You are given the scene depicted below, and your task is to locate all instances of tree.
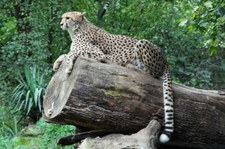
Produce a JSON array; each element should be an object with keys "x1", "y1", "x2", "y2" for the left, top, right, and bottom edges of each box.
[{"x1": 187, "y1": 0, "x2": 225, "y2": 54}]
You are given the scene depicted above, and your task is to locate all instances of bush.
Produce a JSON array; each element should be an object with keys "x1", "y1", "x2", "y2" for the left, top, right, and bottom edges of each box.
[{"x1": 12, "y1": 66, "x2": 47, "y2": 121}]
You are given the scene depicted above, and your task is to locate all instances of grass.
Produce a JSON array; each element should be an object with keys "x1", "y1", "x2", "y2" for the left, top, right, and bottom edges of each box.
[{"x1": 0, "y1": 118, "x2": 75, "y2": 149}]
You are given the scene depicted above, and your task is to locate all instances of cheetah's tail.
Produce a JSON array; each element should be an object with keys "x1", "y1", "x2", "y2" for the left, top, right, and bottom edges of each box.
[{"x1": 159, "y1": 66, "x2": 174, "y2": 143}]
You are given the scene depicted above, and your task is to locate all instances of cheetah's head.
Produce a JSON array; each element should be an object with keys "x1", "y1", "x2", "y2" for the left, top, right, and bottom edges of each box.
[{"x1": 60, "y1": 11, "x2": 86, "y2": 32}]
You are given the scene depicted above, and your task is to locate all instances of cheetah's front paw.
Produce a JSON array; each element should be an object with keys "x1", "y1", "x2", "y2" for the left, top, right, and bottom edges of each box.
[
  {"x1": 66, "y1": 58, "x2": 73, "y2": 74},
  {"x1": 65, "y1": 53, "x2": 77, "y2": 74},
  {"x1": 53, "y1": 54, "x2": 67, "y2": 71}
]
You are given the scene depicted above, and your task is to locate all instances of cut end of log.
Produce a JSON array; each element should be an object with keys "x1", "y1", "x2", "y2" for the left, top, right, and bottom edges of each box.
[{"x1": 43, "y1": 59, "x2": 79, "y2": 118}]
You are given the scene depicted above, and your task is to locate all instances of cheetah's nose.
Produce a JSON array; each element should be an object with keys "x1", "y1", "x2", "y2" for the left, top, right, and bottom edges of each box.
[{"x1": 60, "y1": 23, "x2": 63, "y2": 27}]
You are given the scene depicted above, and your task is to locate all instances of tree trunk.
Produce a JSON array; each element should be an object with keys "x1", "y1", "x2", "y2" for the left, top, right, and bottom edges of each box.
[
  {"x1": 78, "y1": 119, "x2": 160, "y2": 149},
  {"x1": 43, "y1": 57, "x2": 225, "y2": 149}
]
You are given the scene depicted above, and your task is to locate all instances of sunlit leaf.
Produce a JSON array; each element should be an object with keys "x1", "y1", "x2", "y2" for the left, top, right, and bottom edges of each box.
[
  {"x1": 27, "y1": 97, "x2": 33, "y2": 115},
  {"x1": 210, "y1": 46, "x2": 218, "y2": 55},
  {"x1": 204, "y1": 1, "x2": 213, "y2": 8},
  {"x1": 25, "y1": 90, "x2": 31, "y2": 109},
  {"x1": 179, "y1": 19, "x2": 188, "y2": 26}
]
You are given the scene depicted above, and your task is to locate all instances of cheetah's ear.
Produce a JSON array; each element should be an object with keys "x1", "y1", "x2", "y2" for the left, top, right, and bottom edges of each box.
[{"x1": 79, "y1": 12, "x2": 86, "y2": 21}]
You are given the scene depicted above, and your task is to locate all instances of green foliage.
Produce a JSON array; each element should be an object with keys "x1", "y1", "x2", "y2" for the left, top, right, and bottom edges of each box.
[
  {"x1": 12, "y1": 66, "x2": 46, "y2": 119},
  {"x1": 0, "y1": 118, "x2": 74, "y2": 149},
  {"x1": 0, "y1": 107, "x2": 20, "y2": 137},
  {"x1": 183, "y1": 0, "x2": 225, "y2": 54},
  {"x1": 0, "y1": 136, "x2": 14, "y2": 149},
  {"x1": 35, "y1": 118, "x2": 75, "y2": 147},
  {"x1": 0, "y1": 16, "x2": 16, "y2": 47}
]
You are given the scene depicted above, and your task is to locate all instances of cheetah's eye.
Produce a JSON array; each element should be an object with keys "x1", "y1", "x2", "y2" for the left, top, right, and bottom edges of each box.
[{"x1": 66, "y1": 17, "x2": 70, "y2": 20}]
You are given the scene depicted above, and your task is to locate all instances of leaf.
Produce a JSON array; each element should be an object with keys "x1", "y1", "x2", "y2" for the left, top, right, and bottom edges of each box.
[
  {"x1": 18, "y1": 73, "x2": 27, "y2": 88},
  {"x1": 192, "y1": 12, "x2": 197, "y2": 19},
  {"x1": 187, "y1": 25, "x2": 195, "y2": 32},
  {"x1": 18, "y1": 100, "x2": 25, "y2": 111},
  {"x1": 210, "y1": 46, "x2": 218, "y2": 55},
  {"x1": 12, "y1": 84, "x2": 23, "y2": 95},
  {"x1": 193, "y1": 6, "x2": 199, "y2": 12},
  {"x1": 12, "y1": 84, "x2": 23, "y2": 100},
  {"x1": 25, "y1": 90, "x2": 31, "y2": 110},
  {"x1": 37, "y1": 88, "x2": 43, "y2": 112},
  {"x1": 2, "y1": 124, "x2": 15, "y2": 136},
  {"x1": 179, "y1": 19, "x2": 188, "y2": 26},
  {"x1": 204, "y1": 39, "x2": 212, "y2": 47},
  {"x1": 34, "y1": 88, "x2": 39, "y2": 107},
  {"x1": 204, "y1": 1, "x2": 213, "y2": 8},
  {"x1": 217, "y1": 16, "x2": 225, "y2": 23},
  {"x1": 27, "y1": 97, "x2": 33, "y2": 115}
]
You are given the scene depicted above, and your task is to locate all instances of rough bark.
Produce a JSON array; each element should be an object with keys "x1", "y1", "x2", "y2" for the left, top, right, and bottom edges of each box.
[
  {"x1": 78, "y1": 120, "x2": 160, "y2": 149},
  {"x1": 43, "y1": 57, "x2": 225, "y2": 149}
]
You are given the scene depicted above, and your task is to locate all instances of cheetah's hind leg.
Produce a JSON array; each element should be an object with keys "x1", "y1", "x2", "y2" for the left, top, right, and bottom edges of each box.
[{"x1": 53, "y1": 54, "x2": 67, "y2": 71}]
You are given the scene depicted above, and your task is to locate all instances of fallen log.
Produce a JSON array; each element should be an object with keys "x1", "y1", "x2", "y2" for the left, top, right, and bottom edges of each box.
[
  {"x1": 78, "y1": 119, "x2": 160, "y2": 149},
  {"x1": 43, "y1": 57, "x2": 225, "y2": 149}
]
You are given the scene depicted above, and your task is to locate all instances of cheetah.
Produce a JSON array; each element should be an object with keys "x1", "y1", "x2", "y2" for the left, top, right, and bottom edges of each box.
[{"x1": 53, "y1": 11, "x2": 174, "y2": 143}]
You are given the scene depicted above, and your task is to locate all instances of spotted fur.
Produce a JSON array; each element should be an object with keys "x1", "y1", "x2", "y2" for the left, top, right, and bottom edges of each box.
[{"x1": 54, "y1": 11, "x2": 174, "y2": 143}]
